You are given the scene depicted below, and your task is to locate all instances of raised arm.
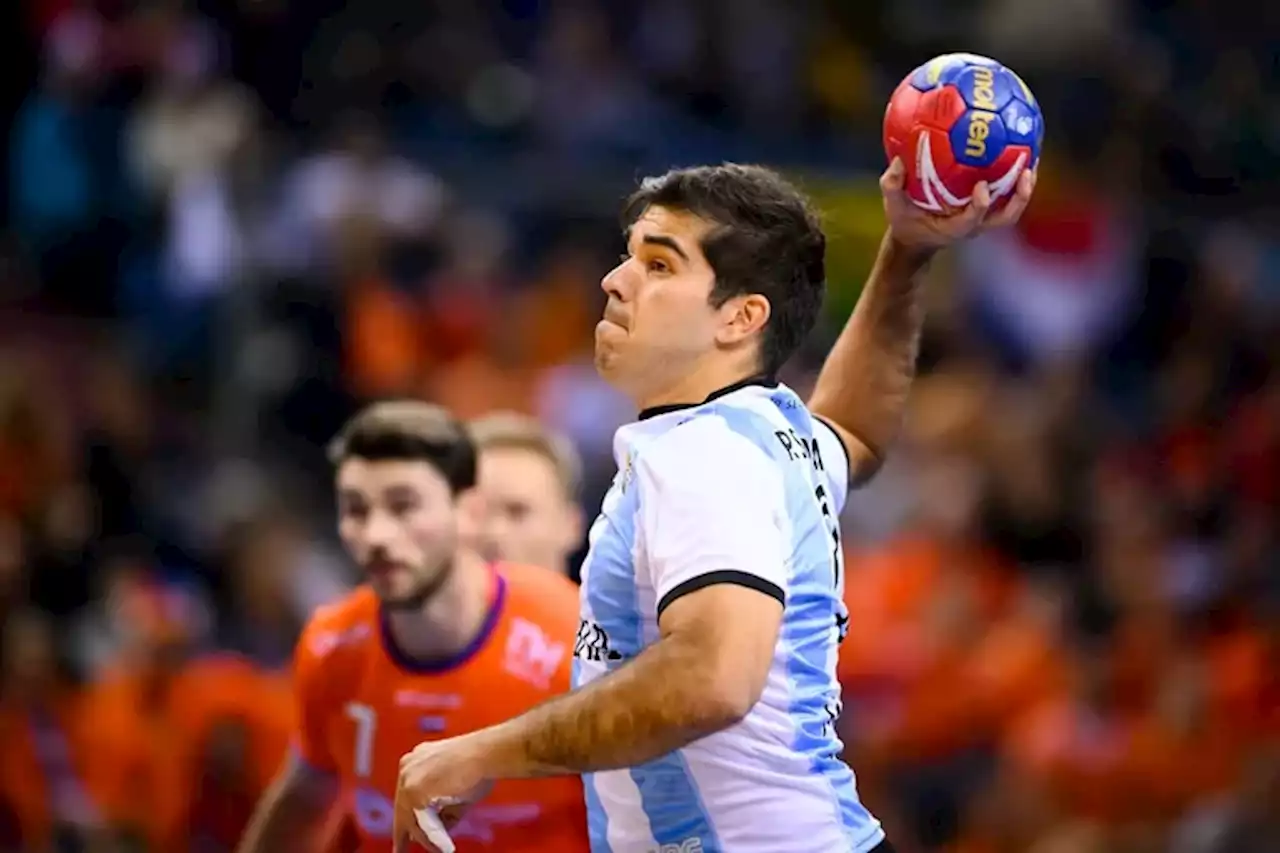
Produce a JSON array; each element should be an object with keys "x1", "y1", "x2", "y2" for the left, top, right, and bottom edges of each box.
[{"x1": 808, "y1": 159, "x2": 1036, "y2": 485}]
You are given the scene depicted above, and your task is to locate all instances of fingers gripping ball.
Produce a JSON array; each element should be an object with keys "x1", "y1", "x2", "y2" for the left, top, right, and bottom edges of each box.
[{"x1": 884, "y1": 53, "x2": 1044, "y2": 212}]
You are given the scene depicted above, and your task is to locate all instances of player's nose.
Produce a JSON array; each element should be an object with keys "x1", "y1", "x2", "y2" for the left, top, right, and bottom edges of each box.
[
  {"x1": 601, "y1": 262, "x2": 630, "y2": 302},
  {"x1": 364, "y1": 508, "x2": 400, "y2": 546}
]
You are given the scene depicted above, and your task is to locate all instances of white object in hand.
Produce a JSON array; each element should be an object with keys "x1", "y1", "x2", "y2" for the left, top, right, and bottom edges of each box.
[{"x1": 414, "y1": 805, "x2": 456, "y2": 853}]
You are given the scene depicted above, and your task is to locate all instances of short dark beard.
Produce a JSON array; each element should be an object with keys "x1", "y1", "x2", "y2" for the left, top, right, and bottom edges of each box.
[{"x1": 378, "y1": 554, "x2": 456, "y2": 612}]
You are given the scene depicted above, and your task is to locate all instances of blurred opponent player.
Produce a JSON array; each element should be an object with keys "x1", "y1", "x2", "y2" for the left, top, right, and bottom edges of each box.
[
  {"x1": 392, "y1": 160, "x2": 1036, "y2": 852},
  {"x1": 467, "y1": 412, "x2": 584, "y2": 577},
  {"x1": 236, "y1": 402, "x2": 589, "y2": 853}
]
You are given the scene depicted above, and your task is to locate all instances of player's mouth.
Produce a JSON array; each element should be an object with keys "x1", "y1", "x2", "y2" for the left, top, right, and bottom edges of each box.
[
  {"x1": 597, "y1": 317, "x2": 626, "y2": 338},
  {"x1": 600, "y1": 305, "x2": 628, "y2": 330},
  {"x1": 365, "y1": 556, "x2": 404, "y2": 580}
]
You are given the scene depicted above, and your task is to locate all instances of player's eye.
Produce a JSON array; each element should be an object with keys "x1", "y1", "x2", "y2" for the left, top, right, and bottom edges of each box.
[
  {"x1": 340, "y1": 503, "x2": 368, "y2": 521},
  {"x1": 646, "y1": 258, "x2": 671, "y2": 274},
  {"x1": 387, "y1": 499, "x2": 419, "y2": 517}
]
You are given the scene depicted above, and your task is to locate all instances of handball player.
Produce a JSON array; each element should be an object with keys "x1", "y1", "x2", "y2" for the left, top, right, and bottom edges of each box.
[{"x1": 392, "y1": 160, "x2": 1035, "y2": 852}]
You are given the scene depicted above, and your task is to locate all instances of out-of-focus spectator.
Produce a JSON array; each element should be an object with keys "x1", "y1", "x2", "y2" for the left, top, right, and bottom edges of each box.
[
  {"x1": 343, "y1": 209, "x2": 506, "y2": 401},
  {"x1": 125, "y1": 11, "x2": 251, "y2": 206},
  {"x1": 215, "y1": 511, "x2": 347, "y2": 669},
  {"x1": 273, "y1": 111, "x2": 445, "y2": 278},
  {"x1": 531, "y1": 3, "x2": 657, "y2": 155},
  {"x1": 81, "y1": 580, "x2": 290, "y2": 852},
  {"x1": 120, "y1": 3, "x2": 261, "y2": 378},
  {"x1": 0, "y1": 609, "x2": 104, "y2": 853},
  {"x1": 11, "y1": 4, "x2": 128, "y2": 316}
]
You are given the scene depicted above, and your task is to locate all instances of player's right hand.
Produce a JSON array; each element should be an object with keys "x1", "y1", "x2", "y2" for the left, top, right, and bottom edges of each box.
[
  {"x1": 392, "y1": 736, "x2": 494, "y2": 852},
  {"x1": 880, "y1": 156, "x2": 1036, "y2": 253}
]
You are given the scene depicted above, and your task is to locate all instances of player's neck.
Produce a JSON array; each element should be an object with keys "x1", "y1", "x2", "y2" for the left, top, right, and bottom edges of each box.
[
  {"x1": 384, "y1": 550, "x2": 496, "y2": 663},
  {"x1": 634, "y1": 358, "x2": 772, "y2": 413}
]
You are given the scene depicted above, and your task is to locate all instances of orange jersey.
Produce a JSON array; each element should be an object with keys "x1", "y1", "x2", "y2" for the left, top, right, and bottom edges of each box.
[
  {"x1": 292, "y1": 563, "x2": 588, "y2": 853},
  {"x1": 0, "y1": 691, "x2": 99, "y2": 851}
]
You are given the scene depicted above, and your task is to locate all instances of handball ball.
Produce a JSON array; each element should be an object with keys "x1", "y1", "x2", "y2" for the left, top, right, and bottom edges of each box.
[{"x1": 884, "y1": 53, "x2": 1044, "y2": 212}]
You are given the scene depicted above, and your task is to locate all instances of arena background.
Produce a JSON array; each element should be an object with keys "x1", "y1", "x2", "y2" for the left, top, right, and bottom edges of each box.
[{"x1": 0, "y1": 1, "x2": 1276, "y2": 851}]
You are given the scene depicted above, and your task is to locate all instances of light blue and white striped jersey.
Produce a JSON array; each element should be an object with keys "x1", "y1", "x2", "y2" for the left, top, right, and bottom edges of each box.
[{"x1": 573, "y1": 379, "x2": 884, "y2": 853}]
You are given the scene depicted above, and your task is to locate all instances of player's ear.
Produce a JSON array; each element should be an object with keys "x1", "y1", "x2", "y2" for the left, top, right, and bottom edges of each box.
[
  {"x1": 715, "y1": 293, "x2": 771, "y2": 347},
  {"x1": 454, "y1": 487, "x2": 487, "y2": 539}
]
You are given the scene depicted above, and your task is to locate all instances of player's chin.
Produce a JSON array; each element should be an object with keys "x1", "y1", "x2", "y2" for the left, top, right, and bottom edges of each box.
[
  {"x1": 368, "y1": 572, "x2": 422, "y2": 608},
  {"x1": 373, "y1": 586, "x2": 429, "y2": 611},
  {"x1": 594, "y1": 319, "x2": 628, "y2": 351},
  {"x1": 592, "y1": 335, "x2": 624, "y2": 379}
]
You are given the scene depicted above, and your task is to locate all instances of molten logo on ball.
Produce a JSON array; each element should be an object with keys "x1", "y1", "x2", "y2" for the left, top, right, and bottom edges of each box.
[
  {"x1": 884, "y1": 53, "x2": 1044, "y2": 212},
  {"x1": 964, "y1": 109, "x2": 993, "y2": 160},
  {"x1": 964, "y1": 67, "x2": 998, "y2": 160}
]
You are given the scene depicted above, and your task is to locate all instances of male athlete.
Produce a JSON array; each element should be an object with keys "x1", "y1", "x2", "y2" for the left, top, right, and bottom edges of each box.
[
  {"x1": 235, "y1": 402, "x2": 589, "y2": 853},
  {"x1": 393, "y1": 160, "x2": 1036, "y2": 852},
  {"x1": 467, "y1": 412, "x2": 584, "y2": 577}
]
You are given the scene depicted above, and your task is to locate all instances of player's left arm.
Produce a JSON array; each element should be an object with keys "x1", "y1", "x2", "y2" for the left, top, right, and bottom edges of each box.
[
  {"x1": 807, "y1": 160, "x2": 1036, "y2": 486},
  {"x1": 476, "y1": 421, "x2": 786, "y2": 777}
]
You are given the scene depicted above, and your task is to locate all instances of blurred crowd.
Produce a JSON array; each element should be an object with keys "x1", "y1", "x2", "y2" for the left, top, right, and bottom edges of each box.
[{"x1": 0, "y1": 0, "x2": 1277, "y2": 852}]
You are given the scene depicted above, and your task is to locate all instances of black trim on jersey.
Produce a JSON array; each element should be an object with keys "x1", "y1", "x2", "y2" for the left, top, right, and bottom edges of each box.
[
  {"x1": 812, "y1": 414, "x2": 853, "y2": 481},
  {"x1": 656, "y1": 570, "x2": 785, "y2": 620},
  {"x1": 637, "y1": 374, "x2": 779, "y2": 421},
  {"x1": 870, "y1": 840, "x2": 896, "y2": 853}
]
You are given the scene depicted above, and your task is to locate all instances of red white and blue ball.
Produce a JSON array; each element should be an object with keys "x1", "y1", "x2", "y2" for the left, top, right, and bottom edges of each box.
[{"x1": 883, "y1": 53, "x2": 1044, "y2": 212}]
